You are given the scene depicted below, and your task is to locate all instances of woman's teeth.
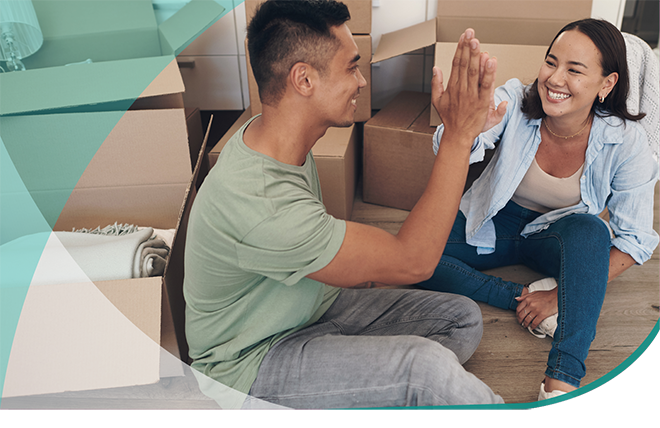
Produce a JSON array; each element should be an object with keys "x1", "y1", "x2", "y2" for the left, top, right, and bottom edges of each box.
[{"x1": 548, "y1": 90, "x2": 570, "y2": 100}]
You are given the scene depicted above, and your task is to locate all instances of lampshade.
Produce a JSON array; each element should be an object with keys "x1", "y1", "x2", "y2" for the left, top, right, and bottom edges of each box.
[{"x1": 0, "y1": 0, "x2": 43, "y2": 71}]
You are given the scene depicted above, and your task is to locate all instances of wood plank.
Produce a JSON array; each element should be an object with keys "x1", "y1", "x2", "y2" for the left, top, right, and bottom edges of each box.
[{"x1": 351, "y1": 179, "x2": 660, "y2": 404}]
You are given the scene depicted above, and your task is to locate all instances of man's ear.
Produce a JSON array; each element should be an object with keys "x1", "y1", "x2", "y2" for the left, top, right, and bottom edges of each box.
[{"x1": 289, "y1": 62, "x2": 316, "y2": 97}]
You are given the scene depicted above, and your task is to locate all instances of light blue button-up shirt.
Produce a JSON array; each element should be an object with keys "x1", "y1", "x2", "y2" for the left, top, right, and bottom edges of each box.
[{"x1": 433, "y1": 78, "x2": 659, "y2": 264}]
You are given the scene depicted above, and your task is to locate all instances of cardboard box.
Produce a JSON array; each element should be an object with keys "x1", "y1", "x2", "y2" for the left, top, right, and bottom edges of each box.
[
  {"x1": 23, "y1": 0, "x2": 159, "y2": 70},
  {"x1": 0, "y1": 109, "x2": 213, "y2": 398},
  {"x1": 245, "y1": 35, "x2": 372, "y2": 123},
  {"x1": 312, "y1": 124, "x2": 360, "y2": 221},
  {"x1": 208, "y1": 107, "x2": 359, "y2": 220},
  {"x1": 372, "y1": 0, "x2": 592, "y2": 125},
  {"x1": 363, "y1": 91, "x2": 436, "y2": 211},
  {"x1": 0, "y1": 2, "x2": 221, "y2": 397},
  {"x1": 245, "y1": 0, "x2": 372, "y2": 35},
  {"x1": 0, "y1": 106, "x2": 212, "y2": 397},
  {"x1": 0, "y1": 0, "x2": 224, "y2": 116}
]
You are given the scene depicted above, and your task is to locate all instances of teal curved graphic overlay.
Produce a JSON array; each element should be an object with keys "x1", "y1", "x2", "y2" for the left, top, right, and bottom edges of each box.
[{"x1": 0, "y1": 0, "x2": 231, "y2": 404}]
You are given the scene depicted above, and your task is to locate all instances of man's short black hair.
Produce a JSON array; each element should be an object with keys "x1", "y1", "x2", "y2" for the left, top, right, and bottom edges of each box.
[{"x1": 247, "y1": 0, "x2": 351, "y2": 107}]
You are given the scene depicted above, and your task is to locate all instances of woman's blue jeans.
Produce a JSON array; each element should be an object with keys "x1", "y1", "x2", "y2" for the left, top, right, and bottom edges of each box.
[{"x1": 418, "y1": 200, "x2": 611, "y2": 388}]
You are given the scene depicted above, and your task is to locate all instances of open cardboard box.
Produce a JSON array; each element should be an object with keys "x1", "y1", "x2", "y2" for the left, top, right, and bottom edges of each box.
[
  {"x1": 0, "y1": 0, "x2": 224, "y2": 116},
  {"x1": 0, "y1": 107, "x2": 212, "y2": 398},
  {"x1": 372, "y1": 0, "x2": 593, "y2": 126},
  {"x1": 244, "y1": 34, "x2": 372, "y2": 123},
  {"x1": 0, "y1": 1, "x2": 221, "y2": 398},
  {"x1": 244, "y1": 0, "x2": 372, "y2": 35},
  {"x1": 208, "y1": 107, "x2": 360, "y2": 221}
]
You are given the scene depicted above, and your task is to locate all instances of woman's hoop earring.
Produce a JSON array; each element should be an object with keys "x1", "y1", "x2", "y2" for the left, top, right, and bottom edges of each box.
[{"x1": 599, "y1": 95, "x2": 605, "y2": 103}]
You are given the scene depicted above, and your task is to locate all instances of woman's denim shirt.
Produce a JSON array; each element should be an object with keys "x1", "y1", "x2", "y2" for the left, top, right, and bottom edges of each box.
[{"x1": 432, "y1": 78, "x2": 659, "y2": 264}]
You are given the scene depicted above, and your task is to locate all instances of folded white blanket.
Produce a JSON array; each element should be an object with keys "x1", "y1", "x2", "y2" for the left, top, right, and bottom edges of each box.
[
  {"x1": 69, "y1": 223, "x2": 175, "y2": 279},
  {"x1": 55, "y1": 227, "x2": 170, "y2": 281},
  {"x1": 3, "y1": 224, "x2": 174, "y2": 287}
]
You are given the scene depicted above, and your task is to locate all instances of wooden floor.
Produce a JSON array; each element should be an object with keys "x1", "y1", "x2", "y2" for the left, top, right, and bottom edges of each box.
[
  {"x1": 3, "y1": 181, "x2": 658, "y2": 409},
  {"x1": 351, "y1": 180, "x2": 660, "y2": 403}
]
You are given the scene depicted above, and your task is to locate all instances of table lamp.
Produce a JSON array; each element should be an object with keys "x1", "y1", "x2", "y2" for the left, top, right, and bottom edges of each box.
[{"x1": 0, "y1": 0, "x2": 43, "y2": 71}]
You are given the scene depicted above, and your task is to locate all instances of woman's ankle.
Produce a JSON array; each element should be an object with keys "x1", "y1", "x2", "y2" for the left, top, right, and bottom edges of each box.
[{"x1": 544, "y1": 376, "x2": 577, "y2": 393}]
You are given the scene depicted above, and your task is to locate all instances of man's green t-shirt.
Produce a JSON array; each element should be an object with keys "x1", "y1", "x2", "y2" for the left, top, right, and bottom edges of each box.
[{"x1": 183, "y1": 116, "x2": 345, "y2": 395}]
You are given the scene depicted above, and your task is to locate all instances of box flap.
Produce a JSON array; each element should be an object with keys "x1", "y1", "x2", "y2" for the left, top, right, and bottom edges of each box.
[
  {"x1": 24, "y1": 0, "x2": 160, "y2": 70},
  {"x1": 365, "y1": 91, "x2": 430, "y2": 130},
  {"x1": 435, "y1": 16, "x2": 571, "y2": 46},
  {"x1": 0, "y1": 0, "x2": 223, "y2": 116},
  {"x1": 158, "y1": 0, "x2": 226, "y2": 56},
  {"x1": 162, "y1": 115, "x2": 214, "y2": 364},
  {"x1": 311, "y1": 126, "x2": 355, "y2": 158},
  {"x1": 434, "y1": 42, "x2": 547, "y2": 87},
  {"x1": 0, "y1": 56, "x2": 176, "y2": 116},
  {"x1": 372, "y1": 19, "x2": 437, "y2": 63},
  {"x1": 435, "y1": 0, "x2": 593, "y2": 21},
  {"x1": 431, "y1": 42, "x2": 547, "y2": 125},
  {"x1": 52, "y1": 109, "x2": 192, "y2": 231},
  {"x1": 138, "y1": 59, "x2": 186, "y2": 99},
  {"x1": 70, "y1": 109, "x2": 191, "y2": 189}
]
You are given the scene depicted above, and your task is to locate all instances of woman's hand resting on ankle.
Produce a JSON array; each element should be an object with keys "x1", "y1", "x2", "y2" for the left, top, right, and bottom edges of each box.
[{"x1": 515, "y1": 287, "x2": 558, "y2": 330}]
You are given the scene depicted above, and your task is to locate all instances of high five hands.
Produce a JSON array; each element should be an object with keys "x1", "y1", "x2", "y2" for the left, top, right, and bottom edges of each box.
[{"x1": 431, "y1": 29, "x2": 508, "y2": 143}]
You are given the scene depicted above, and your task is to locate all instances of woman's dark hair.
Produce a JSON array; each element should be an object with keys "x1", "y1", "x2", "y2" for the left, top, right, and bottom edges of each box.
[
  {"x1": 247, "y1": 0, "x2": 351, "y2": 107},
  {"x1": 521, "y1": 18, "x2": 644, "y2": 122}
]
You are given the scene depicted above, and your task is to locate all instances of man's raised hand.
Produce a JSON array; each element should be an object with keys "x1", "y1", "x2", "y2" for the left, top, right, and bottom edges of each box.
[{"x1": 431, "y1": 29, "x2": 504, "y2": 143}]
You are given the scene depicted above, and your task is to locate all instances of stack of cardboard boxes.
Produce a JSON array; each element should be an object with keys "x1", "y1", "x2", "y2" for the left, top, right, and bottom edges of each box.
[
  {"x1": 363, "y1": 0, "x2": 594, "y2": 210},
  {"x1": 0, "y1": 0, "x2": 222, "y2": 398},
  {"x1": 208, "y1": 0, "x2": 373, "y2": 220}
]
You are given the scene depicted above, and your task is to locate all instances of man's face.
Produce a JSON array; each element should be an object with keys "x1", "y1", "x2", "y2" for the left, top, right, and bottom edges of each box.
[{"x1": 314, "y1": 24, "x2": 367, "y2": 128}]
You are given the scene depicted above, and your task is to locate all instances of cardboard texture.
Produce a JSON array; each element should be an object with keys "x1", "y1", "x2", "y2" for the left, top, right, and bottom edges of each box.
[
  {"x1": 245, "y1": 35, "x2": 372, "y2": 123},
  {"x1": 52, "y1": 109, "x2": 192, "y2": 231},
  {"x1": 363, "y1": 91, "x2": 436, "y2": 211},
  {"x1": 429, "y1": 42, "x2": 547, "y2": 125},
  {"x1": 1, "y1": 19, "x2": 217, "y2": 395},
  {"x1": 186, "y1": 108, "x2": 205, "y2": 172},
  {"x1": 1, "y1": 107, "x2": 212, "y2": 398},
  {"x1": 0, "y1": 0, "x2": 224, "y2": 116},
  {"x1": 244, "y1": 0, "x2": 372, "y2": 34},
  {"x1": 312, "y1": 124, "x2": 360, "y2": 221},
  {"x1": 362, "y1": 86, "x2": 494, "y2": 211},
  {"x1": 23, "y1": 0, "x2": 160, "y2": 70},
  {"x1": 372, "y1": 0, "x2": 593, "y2": 125},
  {"x1": 162, "y1": 117, "x2": 213, "y2": 364},
  {"x1": 208, "y1": 108, "x2": 359, "y2": 220}
]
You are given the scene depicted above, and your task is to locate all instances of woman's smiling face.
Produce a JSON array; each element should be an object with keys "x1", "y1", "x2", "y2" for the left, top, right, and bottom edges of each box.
[{"x1": 537, "y1": 29, "x2": 618, "y2": 122}]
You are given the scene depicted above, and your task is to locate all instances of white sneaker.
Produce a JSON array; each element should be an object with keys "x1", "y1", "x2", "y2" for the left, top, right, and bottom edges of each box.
[
  {"x1": 526, "y1": 278, "x2": 558, "y2": 339},
  {"x1": 538, "y1": 382, "x2": 567, "y2": 401}
]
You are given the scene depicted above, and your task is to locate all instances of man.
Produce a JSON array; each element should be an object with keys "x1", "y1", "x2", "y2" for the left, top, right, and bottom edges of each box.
[{"x1": 184, "y1": 0, "x2": 506, "y2": 408}]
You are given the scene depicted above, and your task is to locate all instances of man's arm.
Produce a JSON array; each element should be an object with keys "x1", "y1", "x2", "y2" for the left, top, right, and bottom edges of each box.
[{"x1": 308, "y1": 29, "x2": 500, "y2": 288}]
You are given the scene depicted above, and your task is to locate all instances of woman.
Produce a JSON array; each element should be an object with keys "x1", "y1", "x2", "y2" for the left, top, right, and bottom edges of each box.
[{"x1": 419, "y1": 18, "x2": 659, "y2": 400}]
